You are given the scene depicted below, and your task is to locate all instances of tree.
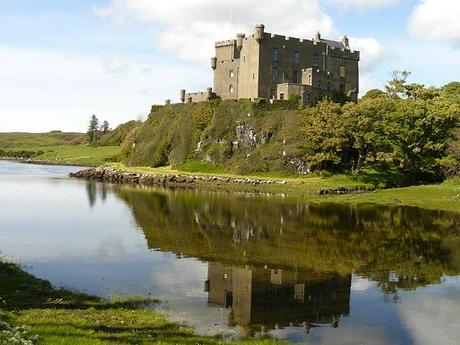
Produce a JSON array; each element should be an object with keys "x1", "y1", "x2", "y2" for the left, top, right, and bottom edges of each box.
[
  {"x1": 385, "y1": 70, "x2": 411, "y2": 98},
  {"x1": 387, "y1": 97, "x2": 458, "y2": 181},
  {"x1": 87, "y1": 114, "x2": 99, "y2": 144},
  {"x1": 301, "y1": 100, "x2": 350, "y2": 171},
  {"x1": 102, "y1": 121, "x2": 110, "y2": 134},
  {"x1": 343, "y1": 97, "x2": 396, "y2": 172},
  {"x1": 362, "y1": 89, "x2": 386, "y2": 100}
]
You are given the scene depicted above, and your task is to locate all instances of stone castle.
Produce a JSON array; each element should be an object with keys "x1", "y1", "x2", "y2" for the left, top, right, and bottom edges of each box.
[{"x1": 179, "y1": 24, "x2": 360, "y2": 104}]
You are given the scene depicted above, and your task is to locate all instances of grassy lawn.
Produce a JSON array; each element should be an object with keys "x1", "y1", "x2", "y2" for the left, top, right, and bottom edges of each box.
[
  {"x1": 0, "y1": 260, "x2": 284, "y2": 345},
  {"x1": 0, "y1": 132, "x2": 84, "y2": 149},
  {"x1": 330, "y1": 179, "x2": 460, "y2": 213},
  {"x1": 109, "y1": 163, "x2": 460, "y2": 213},
  {"x1": 33, "y1": 145, "x2": 121, "y2": 166}
]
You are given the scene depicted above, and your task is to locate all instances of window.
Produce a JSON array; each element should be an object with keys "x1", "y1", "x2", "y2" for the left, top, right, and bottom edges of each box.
[
  {"x1": 340, "y1": 65, "x2": 346, "y2": 78},
  {"x1": 229, "y1": 69, "x2": 234, "y2": 78},
  {"x1": 229, "y1": 84, "x2": 234, "y2": 93},
  {"x1": 272, "y1": 48, "x2": 279, "y2": 61},
  {"x1": 293, "y1": 51, "x2": 300, "y2": 64},
  {"x1": 292, "y1": 70, "x2": 299, "y2": 83},
  {"x1": 243, "y1": 56, "x2": 246, "y2": 62},
  {"x1": 252, "y1": 73, "x2": 256, "y2": 80},
  {"x1": 308, "y1": 74, "x2": 312, "y2": 85},
  {"x1": 271, "y1": 67, "x2": 279, "y2": 82},
  {"x1": 280, "y1": 93, "x2": 285, "y2": 100},
  {"x1": 312, "y1": 54, "x2": 320, "y2": 67}
]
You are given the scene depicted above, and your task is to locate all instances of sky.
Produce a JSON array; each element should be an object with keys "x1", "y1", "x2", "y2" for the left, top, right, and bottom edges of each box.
[{"x1": 0, "y1": 0, "x2": 459, "y2": 132}]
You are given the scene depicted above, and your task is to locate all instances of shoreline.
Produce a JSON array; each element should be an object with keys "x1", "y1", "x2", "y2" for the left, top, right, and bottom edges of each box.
[
  {"x1": 70, "y1": 166, "x2": 377, "y2": 195},
  {"x1": 0, "y1": 157, "x2": 90, "y2": 167}
]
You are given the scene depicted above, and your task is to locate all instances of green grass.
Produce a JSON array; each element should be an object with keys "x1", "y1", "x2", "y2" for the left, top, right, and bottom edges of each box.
[
  {"x1": 0, "y1": 131, "x2": 122, "y2": 166},
  {"x1": 330, "y1": 178, "x2": 460, "y2": 213},
  {"x1": 32, "y1": 145, "x2": 121, "y2": 166},
  {"x1": 0, "y1": 132, "x2": 85, "y2": 149},
  {"x1": 0, "y1": 259, "x2": 285, "y2": 345}
]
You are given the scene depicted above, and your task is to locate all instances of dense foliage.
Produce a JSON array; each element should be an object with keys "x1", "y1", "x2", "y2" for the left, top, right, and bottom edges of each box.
[
  {"x1": 303, "y1": 74, "x2": 459, "y2": 182},
  {"x1": 122, "y1": 74, "x2": 459, "y2": 185}
]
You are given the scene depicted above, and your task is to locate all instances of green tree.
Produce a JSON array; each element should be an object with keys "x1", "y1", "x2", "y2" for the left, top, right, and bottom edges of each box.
[
  {"x1": 302, "y1": 100, "x2": 350, "y2": 171},
  {"x1": 385, "y1": 70, "x2": 411, "y2": 98},
  {"x1": 361, "y1": 88, "x2": 386, "y2": 100},
  {"x1": 343, "y1": 97, "x2": 396, "y2": 172},
  {"x1": 101, "y1": 120, "x2": 110, "y2": 134},
  {"x1": 87, "y1": 114, "x2": 99, "y2": 144},
  {"x1": 387, "y1": 97, "x2": 458, "y2": 181}
]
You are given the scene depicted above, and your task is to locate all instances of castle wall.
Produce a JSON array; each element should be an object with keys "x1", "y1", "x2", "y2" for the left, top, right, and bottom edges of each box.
[
  {"x1": 213, "y1": 41, "x2": 240, "y2": 100},
  {"x1": 237, "y1": 35, "x2": 261, "y2": 100},
  {"x1": 185, "y1": 91, "x2": 211, "y2": 103}
]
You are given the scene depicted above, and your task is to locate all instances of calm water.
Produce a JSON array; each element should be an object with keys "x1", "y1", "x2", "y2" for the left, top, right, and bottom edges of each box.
[{"x1": 1, "y1": 160, "x2": 460, "y2": 344}]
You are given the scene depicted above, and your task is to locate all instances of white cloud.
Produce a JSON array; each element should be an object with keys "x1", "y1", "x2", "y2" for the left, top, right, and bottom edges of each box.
[
  {"x1": 328, "y1": 0, "x2": 398, "y2": 10},
  {"x1": 408, "y1": 0, "x2": 460, "y2": 45},
  {"x1": 398, "y1": 279, "x2": 460, "y2": 345},
  {"x1": 95, "y1": 0, "x2": 387, "y2": 97},
  {"x1": 95, "y1": 0, "x2": 337, "y2": 64},
  {"x1": 0, "y1": 46, "x2": 207, "y2": 132}
]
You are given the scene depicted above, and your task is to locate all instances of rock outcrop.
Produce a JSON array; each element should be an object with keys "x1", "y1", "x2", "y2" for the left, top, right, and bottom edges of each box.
[{"x1": 70, "y1": 167, "x2": 288, "y2": 187}]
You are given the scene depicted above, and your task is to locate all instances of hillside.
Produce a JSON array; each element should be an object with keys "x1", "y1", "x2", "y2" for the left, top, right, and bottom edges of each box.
[
  {"x1": 0, "y1": 131, "x2": 85, "y2": 149},
  {"x1": 122, "y1": 81, "x2": 459, "y2": 183},
  {"x1": 123, "y1": 99, "x2": 307, "y2": 175}
]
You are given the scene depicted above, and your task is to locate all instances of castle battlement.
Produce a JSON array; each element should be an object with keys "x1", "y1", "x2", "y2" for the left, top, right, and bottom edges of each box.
[{"x1": 215, "y1": 40, "x2": 236, "y2": 48}]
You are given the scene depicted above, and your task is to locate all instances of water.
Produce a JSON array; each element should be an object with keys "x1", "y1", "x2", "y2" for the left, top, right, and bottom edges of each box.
[{"x1": 1, "y1": 160, "x2": 460, "y2": 344}]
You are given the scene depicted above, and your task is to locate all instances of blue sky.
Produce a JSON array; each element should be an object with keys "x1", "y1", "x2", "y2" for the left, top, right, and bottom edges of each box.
[{"x1": 0, "y1": 0, "x2": 459, "y2": 132}]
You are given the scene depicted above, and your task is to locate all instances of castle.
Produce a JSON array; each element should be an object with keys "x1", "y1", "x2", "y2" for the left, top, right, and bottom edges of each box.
[{"x1": 179, "y1": 24, "x2": 360, "y2": 104}]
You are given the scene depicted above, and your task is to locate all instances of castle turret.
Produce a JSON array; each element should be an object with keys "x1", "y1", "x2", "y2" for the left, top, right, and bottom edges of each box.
[
  {"x1": 236, "y1": 33, "x2": 245, "y2": 50},
  {"x1": 341, "y1": 35, "x2": 350, "y2": 49},
  {"x1": 211, "y1": 57, "x2": 217, "y2": 70},
  {"x1": 254, "y1": 24, "x2": 265, "y2": 42},
  {"x1": 314, "y1": 31, "x2": 321, "y2": 44},
  {"x1": 180, "y1": 89, "x2": 186, "y2": 103}
]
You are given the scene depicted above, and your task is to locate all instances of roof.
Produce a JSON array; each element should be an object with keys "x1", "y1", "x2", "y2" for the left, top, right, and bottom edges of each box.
[{"x1": 320, "y1": 39, "x2": 348, "y2": 50}]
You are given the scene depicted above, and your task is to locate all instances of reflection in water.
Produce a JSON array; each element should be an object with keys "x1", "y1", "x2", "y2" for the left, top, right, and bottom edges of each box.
[
  {"x1": 206, "y1": 263, "x2": 351, "y2": 335},
  {"x1": 2, "y1": 162, "x2": 460, "y2": 345},
  {"x1": 109, "y1": 184, "x2": 460, "y2": 334}
]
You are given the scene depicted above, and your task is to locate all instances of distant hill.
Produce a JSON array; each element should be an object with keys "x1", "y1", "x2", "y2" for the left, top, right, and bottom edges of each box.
[{"x1": 0, "y1": 131, "x2": 85, "y2": 149}]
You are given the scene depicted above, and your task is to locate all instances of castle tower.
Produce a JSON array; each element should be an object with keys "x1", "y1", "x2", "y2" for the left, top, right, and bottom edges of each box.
[
  {"x1": 254, "y1": 24, "x2": 265, "y2": 42},
  {"x1": 341, "y1": 35, "x2": 350, "y2": 49},
  {"x1": 211, "y1": 57, "x2": 217, "y2": 70},
  {"x1": 236, "y1": 33, "x2": 245, "y2": 50}
]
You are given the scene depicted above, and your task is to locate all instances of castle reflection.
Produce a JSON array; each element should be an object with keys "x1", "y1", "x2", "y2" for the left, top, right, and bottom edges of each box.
[{"x1": 205, "y1": 263, "x2": 351, "y2": 333}]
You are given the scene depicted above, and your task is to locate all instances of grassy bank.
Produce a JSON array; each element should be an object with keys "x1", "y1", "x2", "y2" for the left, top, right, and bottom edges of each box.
[
  {"x1": 109, "y1": 163, "x2": 460, "y2": 213},
  {"x1": 0, "y1": 131, "x2": 122, "y2": 166},
  {"x1": 0, "y1": 259, "x2": 284, "y2": 345},
  {"x1": 31, "y1": 145, "x2": 121, "y2": 166}
]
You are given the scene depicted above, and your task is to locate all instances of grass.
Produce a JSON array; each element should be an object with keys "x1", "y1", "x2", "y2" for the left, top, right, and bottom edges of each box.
[
  {"x1": 0, "y1": 260, "x2": 285, "y2": 345},
  {"x1": 0, "y1": 131, "x2": 122, "y2": 166},
  {"x1": 32, "y1": 145, "x2": 121, "y2": 166},
  {"x1": 108, "y1": 163, "x2": 460, "y2": 213},
  {"x1": 0, "y1": 132, "x2": 84, "y2": 149},
  {"x1": 2, "y1": 145, "x2": 121, "y2": 167},
  {"x1": 333, "y1": 178, "x2": 460, "y2": 213}
]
